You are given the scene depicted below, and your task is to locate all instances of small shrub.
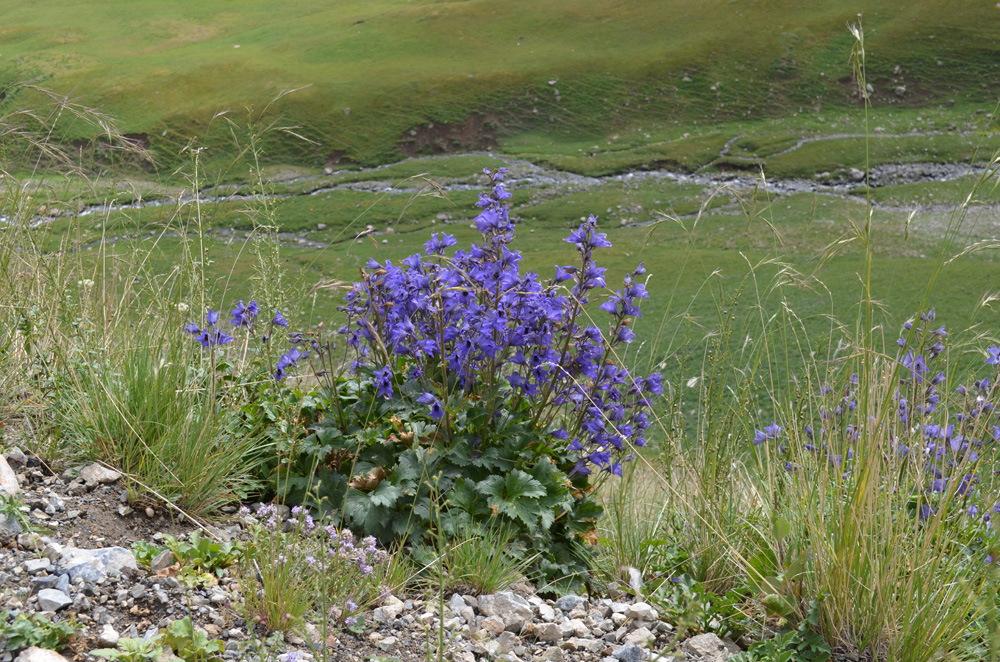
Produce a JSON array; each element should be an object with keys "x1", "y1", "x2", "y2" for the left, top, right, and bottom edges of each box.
[{"x1": 238, "y1": 504, "x2": 395, "y2": 634}]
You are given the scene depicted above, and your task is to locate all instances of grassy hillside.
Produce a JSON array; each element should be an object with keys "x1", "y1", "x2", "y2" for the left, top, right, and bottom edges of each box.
[{"x1": 1, "y1": 0, "x2": 998, "y2": 171}]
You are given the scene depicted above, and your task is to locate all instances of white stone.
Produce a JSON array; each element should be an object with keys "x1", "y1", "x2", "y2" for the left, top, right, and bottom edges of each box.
[
  {"x1": 625, "y1": 602, "x2": 657, "y2": 621},
  {"x1": 0, "y1": 455, "x2": 19, "y2": 497},
  {"x1": 14, "y1": 647, "x2": 70, "y2": 662},
  {"x1": 78, "y1": 463, "x2": 122, "y2": 487},
  {"x1": 684, "y1": 633, "x2": 742, "y2": 661},
  {"x1": 624, "y1": 626, "x2": 654, "y2": 647},
  {"x1": 478, "y1": 591, "x2": 533, "y2": 632},
  {"x1": 533, "y1": 622, "x2": 562, "y2": 642},
  {"x1": 59, "y1": 546, "x2": 137, "y2": 582},
  {"x1": 98, "y1": 624, "x2": 120, "y2": 647},
  {"x1": 560, "y1": 619, "x2": 589, "y2": 638}
]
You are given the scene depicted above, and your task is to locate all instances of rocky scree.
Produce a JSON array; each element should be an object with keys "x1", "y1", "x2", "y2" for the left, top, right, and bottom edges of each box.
[{"x1": 1, "y1": 448, "x2": 749, "y2": 662}]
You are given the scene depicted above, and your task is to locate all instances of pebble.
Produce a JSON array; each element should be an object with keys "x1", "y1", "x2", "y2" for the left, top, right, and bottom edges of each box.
[
  {"x1": 98, "y1": 624, "x2": 120, "y2": 647},
  {"x1": 36, "y1": 589, "x2": 72, "y2": 612}
]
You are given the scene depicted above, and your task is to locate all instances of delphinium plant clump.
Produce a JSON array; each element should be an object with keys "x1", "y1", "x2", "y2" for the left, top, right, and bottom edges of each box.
[{"x1": 275, "y1": 167, "x2": 662, "y2": 589}]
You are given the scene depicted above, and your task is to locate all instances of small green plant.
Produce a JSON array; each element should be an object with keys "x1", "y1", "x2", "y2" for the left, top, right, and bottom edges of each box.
[
  {"x1": 0, "y1": 494, "x2": 39, "y2": 534},
  {"x1": 162, "y1": 531, "x2": 241, "y2": 585},
  {"x1": 160, "y1": 617, "x2": 225, "y2": 662},
  {"x1": 239, "y1": 504, "x2": 398, "y2": 635},
  {"x1": 435, "y1": 521, "x2": 536, "y2": 595},
  {"x1": 130, "y1": 540, "x2": 165, "y2": 569},
  {"x1": 93, "y1": 619, "x2": 224, "y2": 662},
  {"x1": 92, "y1": 636, "x2": 163, "y2": 662},
  {"x1": 732, "y1": 601, "x2": 832, "y2": 662},
  {"x1": 0, "y1": 610, "x2": 80, "y2": 653}
]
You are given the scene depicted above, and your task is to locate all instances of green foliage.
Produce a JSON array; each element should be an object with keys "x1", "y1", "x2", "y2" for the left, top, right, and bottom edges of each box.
[
  {"x1": 162, "y1": 531, "x2": 241, "y2": 584},
  {"x1": 51, "y1": 342, "x2": 273, "y2": 516},
  {"x1": 435, "y1": 521, "x2": 538, "y2": 596},
  {"x1": 161, "y1": 618, "x2": 225, "y2": 662},
  {"x1": 286, "y1": 375, "x2": 598, "y2": 593},
  {"x1": 130, "y1": 540, "x2": 164, "y2": 569},
  {"x1": 93, "y1": 619, "x2": 224, "y2": 662},
  {"x1": 0, "y1": 611, "x2": 79, "y2": 653},
  {"x1": 732, "y1": 601, "x2": 832, "y2": 662},
  {"x1": 646, "y1": 574, "x2": 748, "y2": 641},
  {"x1": 91, "y1": 637, "x2": 163, "y2": 662}
]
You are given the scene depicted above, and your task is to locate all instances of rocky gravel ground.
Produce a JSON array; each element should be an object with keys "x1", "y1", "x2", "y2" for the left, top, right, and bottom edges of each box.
[{"x1": 0, "y1": 449, "x2": 745, "y2": 662}]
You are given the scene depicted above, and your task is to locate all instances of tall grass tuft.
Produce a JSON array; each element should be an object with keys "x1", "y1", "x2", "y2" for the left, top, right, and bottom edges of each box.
[{"x1": 627, "y1": 22, "x2": 1000, "y2": 661}]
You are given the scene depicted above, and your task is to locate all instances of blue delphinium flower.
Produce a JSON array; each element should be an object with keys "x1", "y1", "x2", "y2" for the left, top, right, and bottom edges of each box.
[
  {"x1": 230, "y1": 300, "x2": 259, "y2": 327},
  {"x1": 374, "y1": 366, "x2": 394, "y2": 399},
  {"x1": 418, "y1": 392, "x2": 444, "y2": 421},
  {"x1": 274, "y1": 347, "x2": 306, "y2": 382},
  {"x1": 271, "y1": 311, "x2": 289, "y2": 328},
  {"x1": 185, "y1": 308, "x2": 234, "y2": 349},
  {"x1": 753, "y1": 422, "x2": 782, "y2": 446},
  {"x1": 336, "y1": 167, "x2": 662, "y2": 476}
]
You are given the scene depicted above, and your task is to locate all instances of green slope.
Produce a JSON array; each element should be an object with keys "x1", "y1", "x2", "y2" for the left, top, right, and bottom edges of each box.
[{"x1": 1, "y1": 0, "x2": 998, "y2": 170}]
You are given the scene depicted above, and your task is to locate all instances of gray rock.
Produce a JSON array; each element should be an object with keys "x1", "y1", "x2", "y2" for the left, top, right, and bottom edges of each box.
[
  {"x1": 29, "y1": 575, "x2": 59, "y2": 594},
  {"x1": 894, "y1": 86, "x2": 907, "y2": 98},
  {"x1": 533, "y1": 622, "x2": 562, "y2": 642},
  {"x1": 560, "y1": 619, "x2": 589, "y2": 639},
  {"x1": 13, "y1": 647, "x2": 70, "y2": 662},
  {"x1": 624, "y1": 626, "x2": 654, "y2": 647},
  {"x1": 78, "y1": 463, "x2": 122, "y2": 487},
  {"x1": 373, "y1": 595, "x2": 404, "y2": 623},
  {"x1": 613, "y1": 643, "x2": 646, "y2": 662},
  {"x1": 554, "y1": 594, "x2": 587, "y2": 611},
  {"x1": 496, "y1": 631, "x2": 517, "y2": 654},
  {"x1": 54, "y1": 574, "x2": 70, "y2": 595},
  {"x1": 478, "y1": 591, "x2": 533, "y2": 632},
  {"x1": 150, "y1": 549, "x2": 175, "y2": 572},
  {"x1": 36, "y1": 588, "x2": 72, "y2": 612},
  {"x1": 625, "y1": 602, "x2": 657, "y2": 621},
  {"x1": 847, "y1": 167, "x2": 866, "y2": 182},
  {"x1": 0, "y1": 512, "x2": 23, "y2": 546},
  {"x1": 0, "y1": 455, "x2": 19, "y2": 497},
  {"x1": 4, "y1": 447, "x2": 27, "y2": 470},
  {"x1": 448, "y1": 593, "x2": 467, "y2": 616},
  {"x1": 24, "y1": 558, "x2": 52, "y2": 574},
  {"x1": 59, "y1": 546, "x2": 137, "y2": 582},
  {"x1": 98, "y1": 624, "x2": 120, "y2": 647},
  {"x1": 375, "y1": 636, "x2": 397, "y2": 651},
  {"x1": 683, "y1": 633, "x2": 742, "y2": 661},
  {"x1": 542, "y1": 649, "x2": 565, "y2": 662}
]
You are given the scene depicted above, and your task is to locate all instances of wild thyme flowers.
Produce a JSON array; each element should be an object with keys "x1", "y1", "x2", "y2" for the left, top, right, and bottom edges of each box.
[{"x1": 239, "y1": 504, "x2": 391, "y2": 634}]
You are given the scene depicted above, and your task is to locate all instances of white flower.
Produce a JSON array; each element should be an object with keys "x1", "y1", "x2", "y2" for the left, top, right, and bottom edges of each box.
[
  {"x1": 78, "y1": 279, "x2": 94, "y2": 288},
  {"x1": 177, "y1": 302, "x2": 190, "y2": 313}
]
